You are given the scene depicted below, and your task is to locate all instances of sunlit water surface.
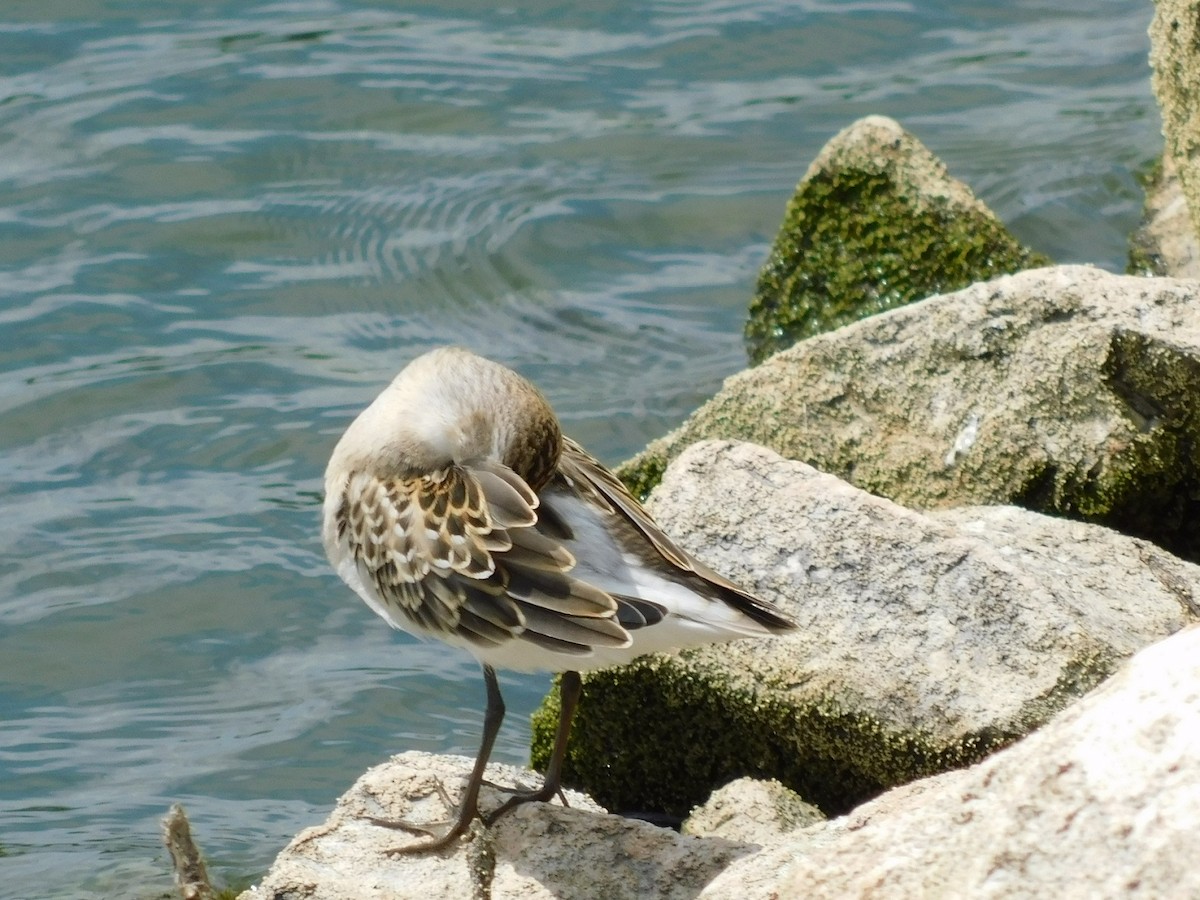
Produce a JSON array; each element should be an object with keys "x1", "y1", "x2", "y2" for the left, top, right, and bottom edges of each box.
[{"x1": 0, "y1": 1, "x2": 1159, "y2": 895}]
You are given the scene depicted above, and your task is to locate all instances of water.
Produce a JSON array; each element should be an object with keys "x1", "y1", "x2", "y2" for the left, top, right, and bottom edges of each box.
[{"x1": 0, "y1": 1, "x2": 1158, "y2": 896}]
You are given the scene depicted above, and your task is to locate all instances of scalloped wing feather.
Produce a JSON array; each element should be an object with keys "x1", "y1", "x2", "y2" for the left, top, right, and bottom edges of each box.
[{"x1": 336, "y1": 461, "x2": 630, "y2": 654}]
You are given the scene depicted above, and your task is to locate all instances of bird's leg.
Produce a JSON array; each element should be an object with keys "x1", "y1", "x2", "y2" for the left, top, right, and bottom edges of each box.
[
  {"x1": 482, "y1": 670, "x2": 581, "y2": 826},
  {"x1": 372, "y1": 664, "x2": 506, "y2": 855}
]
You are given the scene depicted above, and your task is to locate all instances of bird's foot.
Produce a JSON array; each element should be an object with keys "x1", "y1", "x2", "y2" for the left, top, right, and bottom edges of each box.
[
  {"x1": 378, "y1": 818, "x2": 476, "y2": 856},
  {"x1": 367, "y1": 780, "x2": 481, "y2": 855},
  {"x1": 481, "y1": 780, "x2": 567, "y2": 827},
  {"x1": 479, "y1": 776, "x2": 570, "y2": 808}
]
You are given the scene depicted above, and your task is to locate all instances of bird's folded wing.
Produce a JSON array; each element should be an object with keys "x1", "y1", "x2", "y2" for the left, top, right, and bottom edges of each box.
[
  {"x1": 556, "y1": 437, "x2": 797, "y2": 633},
  {"x1": 337, "y1": 460, "x2": 630, "y2": 653}
]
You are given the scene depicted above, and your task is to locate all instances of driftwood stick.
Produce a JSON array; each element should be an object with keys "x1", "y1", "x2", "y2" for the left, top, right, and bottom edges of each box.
[{"x1": 162, "y1": 803, "x2": 216, "y2": 900}]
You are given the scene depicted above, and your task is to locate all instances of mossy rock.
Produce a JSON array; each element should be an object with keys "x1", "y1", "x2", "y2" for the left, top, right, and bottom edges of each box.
[
  {"x1": 1022, "y1": 328, "x2": 1200, "y2": 561},
  {"x1": 625, "y1": 269, "x2": 1200, "y2": 564},
  {"x1": 615, "y1": 452, "x2": 668, "y2": 504},
  {"x1": 528, "y1": 661, "x2": 1000, "y2": 821},
  {"x1": 531, "y1": 658, "x2": 887, "y2": 820},
  {"x1": 529, "y1": 629, "x2": 1121, "y2": 821},
  {"x1": 746, "y1": 116, "x2": 1048, "y2": 365},
  {"x1": 1127, "y1": 156, "x2": 1168, "y2": 277}
]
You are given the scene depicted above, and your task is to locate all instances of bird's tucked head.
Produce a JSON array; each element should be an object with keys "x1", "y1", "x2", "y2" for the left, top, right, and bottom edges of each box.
[{"x1": 328, "y1": 347, "x2": 562, "y2": 490}]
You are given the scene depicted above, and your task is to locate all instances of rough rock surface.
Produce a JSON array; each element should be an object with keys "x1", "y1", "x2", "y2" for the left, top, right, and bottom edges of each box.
[
  {"x1": 237, "y1": 752, "x2": 754, "y2": 900},
  {"x1": 698, "y1": 623, "x2": 1200, "y2": 899},
  {"x1": 744, "y1": 115, "x2": 1046, "y2": 364},
  {"x1": 1151, "y1": 0, "x2": 1200, "y2": 247},
  {"x1": 621, "y1": 266, "x2": 1200, "y2": 563},
  {"x1": 535, "y1": 440, "x2": 1198, "y2": 817},
  {"x1": 1128, "y1": 153, "x2": 1200, "y2": 276},
  {"x1": 683, "y1": 777, "x2": 824, "y2": 845}
]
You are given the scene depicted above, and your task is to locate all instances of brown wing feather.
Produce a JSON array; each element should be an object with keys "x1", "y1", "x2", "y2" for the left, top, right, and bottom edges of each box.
[
  {"x1": 556, "y1": 438, "x2": 695, "y2": 570},
  {"x1": 337, "y1": 459, "x2": 632, "y2": 652},
  {"x1": 556, "y1": 437, "x2": 797, "y2": 633}
]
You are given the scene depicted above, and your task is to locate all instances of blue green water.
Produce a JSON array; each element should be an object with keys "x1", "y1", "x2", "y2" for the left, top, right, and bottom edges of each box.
[{"x1": 0, "y1": 1, "x2": 1158, "y2": 896}]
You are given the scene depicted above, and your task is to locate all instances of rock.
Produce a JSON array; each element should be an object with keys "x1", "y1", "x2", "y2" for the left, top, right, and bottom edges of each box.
[
  {"x1": 1151, "y1": 0, "x2": 1200, "y2": 249},
  {"x1": 162, "y1": 804, "x2": 216, "y2": 900},
  {"x1": 683, "y1": 778, "x2": 824, "y2": 845},
  {"x1": 237, "y1": 752, "x2": 754, "y2": 900},
  {"x1": 620, "y1": 266, "x2": 1200, "y2": 563},
  {"x1": 698, "y1": 623, "x2": 1200, "y2": 899},
  {"x1": 744, "y1": 115, "x2": 1047, "y2": 365},
  {"x1": 536, "y1": 440, "x2": 1198, "y2": 818},
  {"x1": 1128, "y1": 153, "x2": 1200, "y2": 277}
]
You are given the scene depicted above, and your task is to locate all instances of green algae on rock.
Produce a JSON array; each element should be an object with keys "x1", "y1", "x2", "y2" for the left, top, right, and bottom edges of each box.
[
  {"x1": 745, "y1": 115, "x2": 1047, "y2": 365},
  {"x1": 531, "y1": 657, "x2": 1014, "y2": 820}
]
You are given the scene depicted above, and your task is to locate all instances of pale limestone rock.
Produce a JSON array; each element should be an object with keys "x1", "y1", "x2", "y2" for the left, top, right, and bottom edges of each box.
[
  {"x1": 238, "y1": 752, "x2": 753, "y2": 900},
  {"x1": 1151, "y1": 0, "x2": 1200, "y2": 247},
  {"x1": 698, "y1": 624, "x2": 1200, "y2": 899},
  {"x1": 683, "y1": 777, "x2": 823, "y2": 845}
]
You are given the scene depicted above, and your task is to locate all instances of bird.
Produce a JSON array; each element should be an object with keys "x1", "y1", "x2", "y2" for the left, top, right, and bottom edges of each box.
[{"x1": 321, "y1": 346, "x2": 797, "y2": 853}]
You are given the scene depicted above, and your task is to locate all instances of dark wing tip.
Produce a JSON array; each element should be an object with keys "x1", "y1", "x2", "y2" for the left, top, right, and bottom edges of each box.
[
  {"x1": 613, "y1": 595, "x2": 667, "y2": 630},
  {"x1": 708, "y1": 574, "x2": 798, "y2": 634},
  {"x1": 558, "y1": 437, "x2": 797, "y2": 635}
]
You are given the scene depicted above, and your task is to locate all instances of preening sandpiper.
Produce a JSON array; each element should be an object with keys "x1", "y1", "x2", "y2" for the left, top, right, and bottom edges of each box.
[{"x1": 322, "y1": 346, "x2": 796, "y2": 852}]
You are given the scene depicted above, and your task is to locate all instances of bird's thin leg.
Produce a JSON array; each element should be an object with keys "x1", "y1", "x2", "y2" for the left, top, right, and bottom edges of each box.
[
  {"x1": 483, "y1": 670, "x2": 581, "y2": 826},
  {"x1": 375, "y1": 664, "x2": 506, "y2": 855}
]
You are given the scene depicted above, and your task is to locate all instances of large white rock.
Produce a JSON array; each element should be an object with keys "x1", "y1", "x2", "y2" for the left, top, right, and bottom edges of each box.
[
  {"x1": 237, "y1": 752, "x2": 755, "y2": 900},
  {"x1": 698, "y1": 623, "x2": 1200, "y2": 899}
]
